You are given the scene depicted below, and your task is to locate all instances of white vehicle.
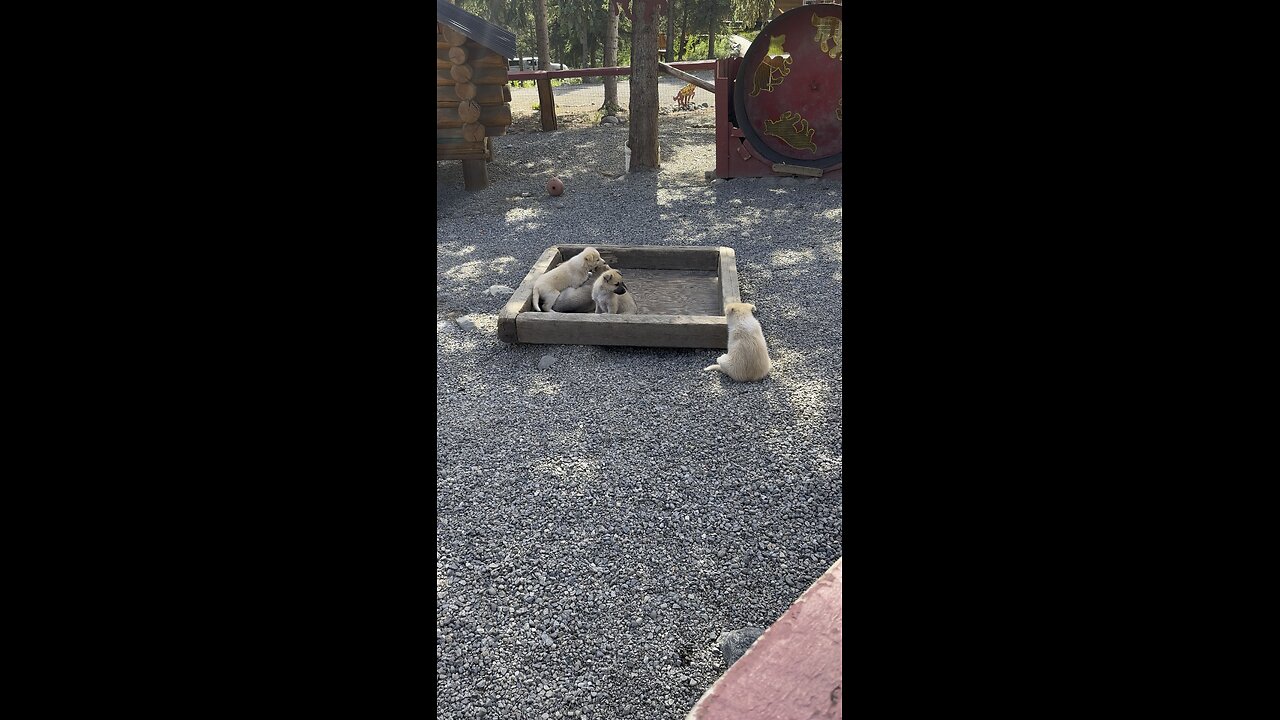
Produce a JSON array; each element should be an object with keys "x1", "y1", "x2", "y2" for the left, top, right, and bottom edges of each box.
[{"x1": 508, "y1": 57, "x2": 572, "y2": 72}]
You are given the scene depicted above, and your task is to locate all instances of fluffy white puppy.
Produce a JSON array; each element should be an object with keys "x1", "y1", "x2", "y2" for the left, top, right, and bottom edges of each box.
[
  {"x1": 553, "y1": 264, "x2": 613, "y2": 312},
  {"x1": 592, "y1": 269, "x2": 637, "y2": 314},
  {"x1": 530, "y1": 248, "x2": 604, "y2": 312},
  {"x1": 704, "y1": 302, "x2": 771, "y2": 381}
]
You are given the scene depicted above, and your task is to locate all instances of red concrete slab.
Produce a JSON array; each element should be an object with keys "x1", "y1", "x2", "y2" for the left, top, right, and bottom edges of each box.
[{"x1": 688, "y1": 558, "x2": 843, "y2": 720}]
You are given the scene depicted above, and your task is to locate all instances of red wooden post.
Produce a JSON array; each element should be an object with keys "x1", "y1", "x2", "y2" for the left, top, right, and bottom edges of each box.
[{"x1": 687, "y1": 558, "x2": 843, "y2": 719}]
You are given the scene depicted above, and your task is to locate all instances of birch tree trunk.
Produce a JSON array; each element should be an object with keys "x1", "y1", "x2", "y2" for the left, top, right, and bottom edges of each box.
[{"x1": 628, "y1": 0, "x2": 659, "y2": 170}]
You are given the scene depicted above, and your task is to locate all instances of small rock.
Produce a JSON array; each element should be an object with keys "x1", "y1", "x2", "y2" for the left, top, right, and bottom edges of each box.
[
  {"x1": 484, "y1": 285, "x2": 515, "y2": 297},
  {"x1": 600, "y1": 115, "x2": 619, "y2": 124},
  {"x1": 538, "y1": 355, "x2": 556, "y2": 369},
  {"x1": 718, "y1": 627, "x2": 765, "y2": 668},
  {"x1": 457, "y1": 316, "x2": 478, "y2": 331}
]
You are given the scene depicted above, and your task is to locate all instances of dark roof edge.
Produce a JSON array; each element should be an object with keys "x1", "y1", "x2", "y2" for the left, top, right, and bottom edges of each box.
[{"x1": 436, "y1": 0, "x2": 517, "y2": 60}]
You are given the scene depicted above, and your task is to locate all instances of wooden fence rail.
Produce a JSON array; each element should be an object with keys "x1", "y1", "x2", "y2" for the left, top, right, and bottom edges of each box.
[{"x1": 505, "y1": 60, "x2": 718, "y2": 131}]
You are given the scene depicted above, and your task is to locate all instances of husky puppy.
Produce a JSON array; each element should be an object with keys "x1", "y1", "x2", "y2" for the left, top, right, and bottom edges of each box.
[
  {"x1": 553, "y1": 264, "x2": 613, "y2": 312},
  {"x1": 704, "y1": 302, "x2": 771, "y2": 381},
  {"x1": 592, "y1": 269, "x2": 637, "y2": 314},
  {"x1": 530, "y1": 247, "x2": 604, "y2": 312}
]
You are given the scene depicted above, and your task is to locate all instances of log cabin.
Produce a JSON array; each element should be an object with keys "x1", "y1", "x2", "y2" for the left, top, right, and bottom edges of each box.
[{"x1": 437, "y1": 0, "x2": 516, "y2": 191}]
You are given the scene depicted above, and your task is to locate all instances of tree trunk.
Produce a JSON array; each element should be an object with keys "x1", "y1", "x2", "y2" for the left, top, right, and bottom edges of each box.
[
  {"x1": 534, "y1": 0, "x2": 551, "y2": 70},
  {"x1": 604, "y1": 4, "x2": 620, "y2": 112},
  {"x1": 678, "y1": 2, "x2": 688, "y2": 60},
  {"x1": 707, "y1": 1, "x2": 717, "y2": 60},
  {"x1": 667, "y1": 3, "x2": 675, "y2": 66},
  {"x1": 628, "y1": 0, "x2": 659, "y2": 170}
]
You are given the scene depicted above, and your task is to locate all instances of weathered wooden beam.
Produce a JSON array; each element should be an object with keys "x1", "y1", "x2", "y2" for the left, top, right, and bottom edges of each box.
[
  {"x1": 438, "y1": 66, "x2": 507, "y2": 86},
  {"x1": 437, "y1": 125, "x2": 508, "y2": 142},
  {"x1": 659, "y1": 61, "x2": 715, "y2": 92},
  {"x1": 499, "y1": 247, "x2": 562, "y2": 342},
  {"x1": 537, "y1": 78, "x2": 557, "y2": 131},
  {"x1": 515, "y1": 312, "x2": 728, "y2": 349},
  {"x1": 437, "y1": 104, "x2": 512, "y2": 128},
  {"x1": 557, "y1": 244, "x2": 720, "y2": 271},
  {"x1": 771, "y1": 163, "x2": 823, "y2": 177},
  {"x1": 718, "y1": 246, "x2": 741, "y2": 306},
  {"x1": 436, "y1": 47, "x2": 506, "y2": 68}
]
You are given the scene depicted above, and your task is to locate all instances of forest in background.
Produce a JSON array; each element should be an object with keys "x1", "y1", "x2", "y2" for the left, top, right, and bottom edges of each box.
[{"x1": 452, "y1": 0, "x2": 777, "y2": 68}]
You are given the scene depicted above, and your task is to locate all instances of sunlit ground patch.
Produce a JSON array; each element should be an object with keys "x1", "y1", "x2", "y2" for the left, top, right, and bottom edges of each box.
[
  {"x1": 442, "y1": 259, "x2": 520, "y2": 283},
  {"x1": 770, "y1": 248, "x2": 817, "y2": 266}
]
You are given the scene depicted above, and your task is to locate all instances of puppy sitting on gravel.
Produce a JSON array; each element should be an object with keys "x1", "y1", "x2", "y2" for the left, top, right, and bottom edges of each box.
[
  {"x1": 553, "y1": 263, "x2": 614, "y2": 312},
  {"x1": 531, "y1": 247, "x2": 604, "y2": 312},
  {"x1": 704, "y1": 302, "x2": 771, "y2": 381},
  {"x1": 592, "y1": 268, "x2": 637, "y2": 314}
]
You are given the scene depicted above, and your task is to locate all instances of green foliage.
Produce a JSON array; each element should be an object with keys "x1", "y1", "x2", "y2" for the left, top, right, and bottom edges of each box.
[
  {"x1": 732, "y1": 0, "x2": 775, "y2": 27},
  {"x1": 679, "y1": 33, "x2": 736, "y2": 60}
]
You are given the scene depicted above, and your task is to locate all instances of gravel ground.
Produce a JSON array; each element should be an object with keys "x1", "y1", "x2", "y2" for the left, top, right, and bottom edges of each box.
[{"x1": 437, "y1": 104, "x2": 843, "y2": 719}]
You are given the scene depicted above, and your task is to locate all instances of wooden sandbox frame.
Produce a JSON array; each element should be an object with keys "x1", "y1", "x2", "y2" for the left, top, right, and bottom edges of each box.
[{"x1": 498, "y1": 245, "x2": 741, "y2": 349}]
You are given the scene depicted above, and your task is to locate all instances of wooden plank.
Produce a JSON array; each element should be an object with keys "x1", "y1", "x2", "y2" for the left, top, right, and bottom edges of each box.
[
  {"x1": 432, "y1": 94, "x2": 506, "y2": 108},
  {"x1": 556, "y1": 244, "x2": 720, "y2": 271},
  {"x1": 516, "y1": 312, "x2": 728, "y2": 349},
  {"x1": 435, "y1": 124, "x2": 504, "y2": 139},
  {"x1": 718, "y1": 246, "x2": 741, "y2": 306},
  {"x1": 437, "y1": 125, "x2": 508, "y2": 141},
  {"x1": 436, "y1": 44, "x2": 506, "y2": 67},
  {"x1": 658, "y1": 61, "x2": 716, "y2": 92},
  {"x1": 537, "y1": 78, "x2": 557, "y2": 131},
  {"x1": 689, "y1": 558, "x2": 843, "y2": 720},
  {"x1": 618, "y1": 269, "x2": 723, "y2": 315},
  {"x1": 437, "y1": 66, "x2": 507, "y2": 86},
  {"x1": 771, "y1": 162, "x2": 823, "y2": 177},
  {"x1": 499, "y1": 247, "x2": 562, "y2": 342},
  {"x1": 437, "y1": 104, "x2": 511, "y2": 128},
  {"x1": 436, "y1": 139, "x2": 487, "y2": 154}
]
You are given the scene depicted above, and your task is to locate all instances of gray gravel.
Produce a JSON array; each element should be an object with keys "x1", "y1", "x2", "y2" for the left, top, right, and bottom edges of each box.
[{"x1": 437, "y1": 107, "x2": 842, "y2": 719}]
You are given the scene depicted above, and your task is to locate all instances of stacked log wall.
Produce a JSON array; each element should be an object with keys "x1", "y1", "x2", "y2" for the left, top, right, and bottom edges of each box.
[{"x1": 436, "y1": 23, "x2": 513, "y2": 161}]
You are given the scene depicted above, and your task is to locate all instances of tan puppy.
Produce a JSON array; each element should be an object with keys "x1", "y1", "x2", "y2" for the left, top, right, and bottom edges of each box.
[
  {"x1": 553, "y1": 263, "x2": 613, "y2": 312},
  {"x1": 531, "y1": 248, "x2": 604, "y2": 312},
  {"x1": 592, "y1": 269, "x2": 637, "y2": 314},
  {"x1": 704, "y1": 302, "x2": 771, "y2": 381}
]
